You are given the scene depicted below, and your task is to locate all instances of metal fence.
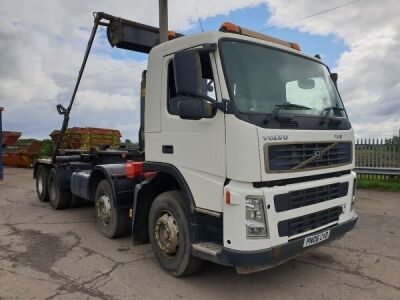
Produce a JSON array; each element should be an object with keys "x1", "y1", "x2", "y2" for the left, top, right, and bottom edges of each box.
[{"x1": 355, "y1": 134, "x2": 400, "y2": 181}]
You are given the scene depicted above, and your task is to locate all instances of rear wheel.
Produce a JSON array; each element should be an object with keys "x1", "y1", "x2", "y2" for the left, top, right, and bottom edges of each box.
[
  {"x1": 148, "y1": 190, "x2": 203, "y2": 276},
  {"x1": 48, "y1": 168, "x2": 71, "y2": 209},
  {"x1": 36, "y1": 165, "x2": 49, "y2": 202},
  {"x1": 95, "y1": 179, "x2": 129, "y2": 238}
]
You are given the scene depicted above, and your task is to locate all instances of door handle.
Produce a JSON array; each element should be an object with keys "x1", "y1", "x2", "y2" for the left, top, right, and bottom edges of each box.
[{"x1": 162, "y1": 145, "x2": 174, "y2": 154}]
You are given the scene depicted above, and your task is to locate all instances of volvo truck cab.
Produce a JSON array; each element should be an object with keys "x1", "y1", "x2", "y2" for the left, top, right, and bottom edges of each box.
[{"x1": 34, "y1": 13, "x2": 357, "y2": 276}]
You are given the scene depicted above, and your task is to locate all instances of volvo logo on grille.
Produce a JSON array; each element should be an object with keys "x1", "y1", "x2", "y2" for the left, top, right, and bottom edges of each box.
[
  {"x1": 314, "y1": 150, "x2": 322, "y2": 160},
  {"x1": 291, "y1": 143, "x2": 339, "y2": 170}
]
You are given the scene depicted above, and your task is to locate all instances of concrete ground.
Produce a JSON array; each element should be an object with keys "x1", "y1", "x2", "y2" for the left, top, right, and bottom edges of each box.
[{"x1": 0, "y1": 167, "x2": 399, "y2": 300}]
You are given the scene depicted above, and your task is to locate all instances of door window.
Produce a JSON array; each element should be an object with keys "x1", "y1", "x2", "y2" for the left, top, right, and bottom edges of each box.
[{"x1": 167, "y1": 52, "x2": 216, "y2": 115}]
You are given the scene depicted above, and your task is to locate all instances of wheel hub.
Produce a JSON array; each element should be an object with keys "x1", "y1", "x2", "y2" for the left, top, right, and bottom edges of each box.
[
  {"x1": 96, "y1": 193, "x2": 111, "y2": 226},
  {"x1": 155, "y1": 211, "x2": 179, "y2": 256}
]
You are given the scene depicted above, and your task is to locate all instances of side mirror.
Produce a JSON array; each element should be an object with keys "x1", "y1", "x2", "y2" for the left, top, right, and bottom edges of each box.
[
  {"x1": 178, "y1": 97, "x2": 206, "y2": 120},
  {"x1": 174, "y1": 50, "x2": 202, "y2": 97},
  {"x1": 330, "y1": 73, "x2": 338, "y2": 86}
]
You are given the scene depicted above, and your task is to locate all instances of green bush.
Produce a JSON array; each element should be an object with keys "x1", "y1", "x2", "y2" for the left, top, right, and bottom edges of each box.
[{"x1": 357, "y1": 178, "x2": 400, "y2": 191}]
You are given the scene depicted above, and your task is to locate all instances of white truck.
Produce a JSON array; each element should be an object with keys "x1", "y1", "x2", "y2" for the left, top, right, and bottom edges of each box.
[{"x1": 34, "y1": 11, "x2": 358, "y2": 276}]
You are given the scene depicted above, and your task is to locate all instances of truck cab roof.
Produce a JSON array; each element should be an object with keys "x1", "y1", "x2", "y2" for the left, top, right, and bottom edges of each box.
[{"x1": 150, "y1": 30, "x2": 320, "y2": 65}]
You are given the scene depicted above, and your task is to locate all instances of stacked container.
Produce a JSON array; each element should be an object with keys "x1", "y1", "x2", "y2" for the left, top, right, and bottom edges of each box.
[
  {"x1": 3, "y1": 137, "x2": 44, "y2": 167},
  {"x1": 50, "y1": 127, "x2": 121, "y2": 150}
]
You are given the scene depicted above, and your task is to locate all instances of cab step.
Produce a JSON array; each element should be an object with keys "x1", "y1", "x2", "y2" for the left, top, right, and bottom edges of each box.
[{"x1": 192, "y1": 242, "x2": 223, "y2": 256}]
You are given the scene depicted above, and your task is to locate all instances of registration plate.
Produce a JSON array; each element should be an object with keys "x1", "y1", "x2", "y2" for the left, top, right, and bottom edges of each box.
[{"x1": 303, "y1": 230, "x2": 330, "y2": 248}]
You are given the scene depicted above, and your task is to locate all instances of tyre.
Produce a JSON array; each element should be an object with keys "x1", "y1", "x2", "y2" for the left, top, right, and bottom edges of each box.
[
  {"x1": 148, "y1": 190, "x2": 203, "y2": 277},
  {"x1": 48, "y1": 168, "x2": 71, "y2": 209},
  {"x1": 95, "y1": 179, "x2": 129, "y2": 238},
  {"x1": 36, "y1": 165, "x2": 49, "y2": 202}
]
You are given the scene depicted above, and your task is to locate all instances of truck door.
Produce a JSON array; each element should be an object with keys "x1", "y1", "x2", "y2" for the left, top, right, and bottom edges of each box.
[{"x1": 158, "y1": 49, "x2": 226, "y2": 212}]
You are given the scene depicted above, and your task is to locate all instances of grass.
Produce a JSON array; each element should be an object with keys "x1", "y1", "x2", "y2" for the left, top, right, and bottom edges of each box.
[{"x1": 357, "y1": 178, "x2": 400, "y2": 191}]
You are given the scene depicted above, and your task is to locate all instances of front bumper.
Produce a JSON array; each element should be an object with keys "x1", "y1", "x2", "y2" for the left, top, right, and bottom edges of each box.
[{"x1": 217, "y1": 214, "x2": 357, "y2": 272}]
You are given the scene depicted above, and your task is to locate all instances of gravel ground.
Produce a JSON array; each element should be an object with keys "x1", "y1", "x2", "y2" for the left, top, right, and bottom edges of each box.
[{"x1": 0, "y1": 167, "x2": 399, "y2": 300}]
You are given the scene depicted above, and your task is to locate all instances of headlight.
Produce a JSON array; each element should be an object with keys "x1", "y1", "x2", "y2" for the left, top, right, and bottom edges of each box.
[{"x1": 245, "y1": 196, "x2": 268, "y2": 238}]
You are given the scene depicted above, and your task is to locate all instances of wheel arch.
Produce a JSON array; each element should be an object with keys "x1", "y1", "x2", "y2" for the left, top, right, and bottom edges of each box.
[
  {"x1": 142, "y1": 162, "x2": 196, "y2": 212},
  {"x1": 131, "y1": 162, "x2": 196, "y2": 244},
  {"x1": 88, "y1": 164, "x2": 136, "y2": 209},
  {"x1": 88, "y1": 168, "x2": 108, "y2": 203}
]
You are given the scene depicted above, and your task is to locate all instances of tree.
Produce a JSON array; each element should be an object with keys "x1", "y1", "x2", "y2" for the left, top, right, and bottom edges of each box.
[{"x1": 385, "y1": 130, "x2": 400, "y2": 144}]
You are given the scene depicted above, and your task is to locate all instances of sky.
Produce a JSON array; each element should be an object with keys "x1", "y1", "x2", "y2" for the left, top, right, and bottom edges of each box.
[{"x1": 0, "y1": 0, "x2": 399, "y2": 141}]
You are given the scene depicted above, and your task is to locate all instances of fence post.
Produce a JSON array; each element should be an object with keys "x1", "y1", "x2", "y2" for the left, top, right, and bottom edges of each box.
[{"x1": 381, "y1": 138, "x2": 384, "y2": 180}]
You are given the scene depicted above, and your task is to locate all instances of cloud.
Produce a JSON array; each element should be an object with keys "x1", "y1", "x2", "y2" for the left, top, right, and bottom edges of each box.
[
  {"x1": 1, "y1": 0, "x2": 398, "y2": 141},
  {"x1": 0, "y1": 0, "x2": 266, "y2": 140},
  {"x1": 264, "y1": 0, "x2": 400, "y2": 138}
]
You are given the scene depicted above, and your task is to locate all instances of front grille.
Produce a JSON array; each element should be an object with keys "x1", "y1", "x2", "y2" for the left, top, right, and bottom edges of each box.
[
  {"x1": 274, "y1": 182, "x2": 349, "y2": 212},
  {"x1": 278, "y1": 206, "x2": 342, "y2": 237},
  {"x1": 266, "y1": 142, "x2": 352, "y2": 172}
]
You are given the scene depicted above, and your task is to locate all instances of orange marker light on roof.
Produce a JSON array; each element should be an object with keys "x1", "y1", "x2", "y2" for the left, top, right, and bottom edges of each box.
[
  {"x1": 290, "y1": 42, "x2": 301, "y2": 51},
  {"x1": 219, "y1": 21, "x2": 301, "y2": 52},
  {"x1": 220, "y1": 22, "x2": 241, "y2": 34},
  {"x1": 168, "y1": 31, "x2": 177, "y2": 40}
]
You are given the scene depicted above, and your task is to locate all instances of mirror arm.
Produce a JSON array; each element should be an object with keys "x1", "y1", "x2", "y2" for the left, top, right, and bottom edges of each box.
[
  {"x1": 181, "y1": 93, "x2": 232, "y2": 113},
  {"x1": 199, "y1": 95, "x2": 231, "y2": 113},
  {"x1": 215, "y1": 99, "x2": 232, "y2": 113}
]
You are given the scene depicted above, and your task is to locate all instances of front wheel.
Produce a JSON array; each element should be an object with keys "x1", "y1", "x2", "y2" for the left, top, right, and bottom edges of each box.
[
  {"x1": 95, "y1": 179, "x2": 129, "y2": 238},
  {"x1": 148, "y1": 191, "x2": 203, "y2": 276}
]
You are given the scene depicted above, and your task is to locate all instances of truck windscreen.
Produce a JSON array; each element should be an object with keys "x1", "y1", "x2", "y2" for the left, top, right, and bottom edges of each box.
[{"x1": 219, "y1": 40, "x2": 346, "y2": 119}]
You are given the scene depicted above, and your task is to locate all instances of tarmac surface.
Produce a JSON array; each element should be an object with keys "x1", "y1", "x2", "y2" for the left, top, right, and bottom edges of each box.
[{"x1": 0, "y1": 167, "x2": 399, "y2": 300}]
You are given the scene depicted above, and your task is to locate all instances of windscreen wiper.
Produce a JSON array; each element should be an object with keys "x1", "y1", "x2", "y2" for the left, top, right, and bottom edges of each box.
[
  {"x1": 320, "y1": 106, "x2": 345, "y2": 125},
  {"x1": 272, "y1": 102, "x2": 311, "y2": 121}
]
